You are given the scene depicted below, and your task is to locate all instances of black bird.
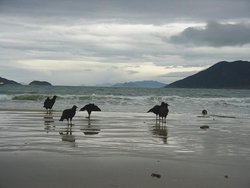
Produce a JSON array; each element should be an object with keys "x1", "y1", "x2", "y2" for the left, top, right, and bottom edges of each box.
[
  {"x1": 158, "y1": 102, "x2": 169, "y2": 122},
  {"x1": 202, "y1": 109, "x2": 208, "y2": 116},
  {"x1": 59, "y1": 105, "x2": 78, "y2": 124},
  {"x1": 80, "y1": 103, "x2": 101, "y2": 119},
  {"x1": 147, "y1": 105, "x2": 160, "y2": 120},
  {"x1": 43, "y1": 95, "x2": 57, "y2": 113}
]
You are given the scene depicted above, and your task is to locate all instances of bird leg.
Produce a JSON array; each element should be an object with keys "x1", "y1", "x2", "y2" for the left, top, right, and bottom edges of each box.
[
  {"x1": 163, "y1": 117, "x2": 167, "y2": 124},
  {"x1": 162, "y1": 117, "x2": 165, "y2": 124}
]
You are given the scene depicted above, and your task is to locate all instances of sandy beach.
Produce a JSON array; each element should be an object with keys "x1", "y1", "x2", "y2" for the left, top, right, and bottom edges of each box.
[{"x1": 0, "y1": 109, "x2": 250, "y2": 188}]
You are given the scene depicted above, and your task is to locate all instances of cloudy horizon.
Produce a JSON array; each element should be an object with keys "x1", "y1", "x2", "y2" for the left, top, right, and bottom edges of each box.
[{"x1": 1, "y1": 0, "x2": 250, "y2": 86}]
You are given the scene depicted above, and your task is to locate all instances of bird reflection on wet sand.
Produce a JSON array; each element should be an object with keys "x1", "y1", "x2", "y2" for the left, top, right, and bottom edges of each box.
[
  {"x1": 81, "y1": 119, "x2": 101, "y2": 135},
  {"x1": 44, "y1": 113, "x2": 55, "y2": 133},
  {"x1": 151, "y1": 122, "x2": 168, "y2": 144},
  {"x1": 59, "y1": 124, "x2": 76, "y2": 142}
]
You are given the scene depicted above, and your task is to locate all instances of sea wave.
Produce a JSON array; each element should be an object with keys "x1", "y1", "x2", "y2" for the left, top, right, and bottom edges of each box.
[
  {"x1": 1, "y1": 86, "x2": 250, "y2": 116},
  {"x1": 12, "y1": 94, "x2": 45, "y2": 101},
  {"x1": 2, "y1": 93, "x2": 250, "y2": 105},
  {"x1": 0, "y1": 94, "x2": 12, "y2": 101}
]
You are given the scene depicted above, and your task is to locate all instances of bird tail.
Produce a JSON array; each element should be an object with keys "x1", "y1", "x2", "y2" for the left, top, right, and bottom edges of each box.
[{"x1": 59, "y1": 116, "x2": 63, "y2": 121}]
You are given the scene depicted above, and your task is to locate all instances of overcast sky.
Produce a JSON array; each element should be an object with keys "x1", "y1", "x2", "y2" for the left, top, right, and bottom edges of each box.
[{"x1": 1, "y1": 0, "x2": 250, "y2": 86}]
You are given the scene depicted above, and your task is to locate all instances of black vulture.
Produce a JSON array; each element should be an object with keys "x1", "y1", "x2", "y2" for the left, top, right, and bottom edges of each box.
[
  {"x1": 43, "y1": 95, "x2": 57, "y2": 113},
  {"x1": 59, "y1": 105, "x2": 78, "y2": 124},
  {"x1": 80, "y1": 103, "x2": 101, "y2": 119},
  {"x1": 158, "y1": 102, "x2": 169, "y2": 122},
  {"x1": 147, "y1": 105, "x2": 160, "y2": 120}
]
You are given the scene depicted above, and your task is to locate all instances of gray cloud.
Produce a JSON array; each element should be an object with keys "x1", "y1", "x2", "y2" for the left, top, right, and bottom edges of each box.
[
  {"x1": 1, "y1": 0, "x2": 250, "y2": 85},
  {"x1": 1, "y1": 0, "x2": 250, "y2": 23},
  {"x1": 170, "y1": 21, "x2": 250, "y2": 47}
]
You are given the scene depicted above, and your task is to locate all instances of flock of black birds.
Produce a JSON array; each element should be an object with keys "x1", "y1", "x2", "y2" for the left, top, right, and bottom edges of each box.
[
  {"x1": 43, "y1": 95, "x2": 171, "y2": 124},
  {"x1": 44, "y1": 95, "x2": 207, "y2": 125},
  {"x1": 43, "y1": 95, "x2": 102, "y2": 124}
]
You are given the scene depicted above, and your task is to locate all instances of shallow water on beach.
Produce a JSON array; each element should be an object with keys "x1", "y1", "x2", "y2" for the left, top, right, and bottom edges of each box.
[{"x1": 0, "y1": 109, "x2": 249, "y2": 165}]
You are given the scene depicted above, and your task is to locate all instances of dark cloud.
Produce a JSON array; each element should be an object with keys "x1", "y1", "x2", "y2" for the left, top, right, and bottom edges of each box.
[
  {"x1": 170, "y1": 21, "x2": 250, "y2": 47},
  {"x1": 1, "y1": 0, "x2": 250, "y2": 85},
  {"x1": 1, "y1": 0, "x2": 250, "y2": 23}
]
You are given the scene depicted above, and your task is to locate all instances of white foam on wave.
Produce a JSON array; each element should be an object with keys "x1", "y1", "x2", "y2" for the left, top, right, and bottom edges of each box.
[{"x1": 0, "y1": 94, "x2": 12, "y2": 101}]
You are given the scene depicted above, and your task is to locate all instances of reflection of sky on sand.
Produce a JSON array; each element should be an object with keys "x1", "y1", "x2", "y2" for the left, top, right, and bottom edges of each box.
[
  {"x1": 150, "y1": 122, "x2": 168, "y2": 144},
  {"x1": 0, "y1": 110, "x2": 250, "y2": 164},
  {"x1": 81, "y1": 119, "x2": 101, "y2": 135}
]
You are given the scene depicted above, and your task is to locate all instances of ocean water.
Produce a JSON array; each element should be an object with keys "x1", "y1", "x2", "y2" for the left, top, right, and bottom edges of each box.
[{"x1": 0, "y1": 85, "x2": 250, "y2": 117}]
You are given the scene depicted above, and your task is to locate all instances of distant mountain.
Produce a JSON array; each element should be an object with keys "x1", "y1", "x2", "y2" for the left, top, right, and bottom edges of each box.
[
  {"x1": 0, "y1": 77, "x2": 21, "y2": 85},
  {"x1": 113, "y1": 80, "x2": 166, "y2": 88},
  {"x1": 29, "y1": 80, "x2": 52, "y2": 86},
  {"x1": 166, "y1": 60, "x2": 250, "y2": 89},
  {"x1": 95, "y1": 83, "x2": 114, "y2": 87}
]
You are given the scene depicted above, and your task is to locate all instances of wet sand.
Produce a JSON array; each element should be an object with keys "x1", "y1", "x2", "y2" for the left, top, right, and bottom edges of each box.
[{"x1": 0, "y1": 110, "x2": 250, "y2": 188}]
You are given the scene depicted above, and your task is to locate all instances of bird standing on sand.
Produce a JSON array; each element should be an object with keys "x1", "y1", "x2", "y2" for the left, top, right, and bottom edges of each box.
[
  {"x1": 43, "y1": 95, "x2": 57, "y2": 113},
  {"x1": 158, "y1": 102, "x2": 169, "y2": 123},
  {"x1": 59, "y1": 105, "x2": 78, "y2": 124},
  {"x1": 147, "y1": 105, "x2": 160, "y2": 120},
  {"x1": 202, "y1": 109, "x2": 208, "y2": 116},
  {"x1": 80, "y1": 103, "x2": 101, "y2": 119}
]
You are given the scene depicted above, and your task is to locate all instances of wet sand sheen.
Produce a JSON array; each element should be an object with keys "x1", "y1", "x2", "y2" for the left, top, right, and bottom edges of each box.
[{"x1": 0, "y1": 110, "x2": 250, "y2": 188}]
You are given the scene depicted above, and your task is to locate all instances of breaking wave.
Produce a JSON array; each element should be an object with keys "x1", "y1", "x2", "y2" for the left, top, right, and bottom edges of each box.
[{"x1": 1, "y1": 86, "x2": 250, "y2": 115}]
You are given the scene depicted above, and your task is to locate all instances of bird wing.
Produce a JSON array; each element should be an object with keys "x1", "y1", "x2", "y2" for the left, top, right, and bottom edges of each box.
[
  {"x1": 43, "y1": 97, "x2": 49, "y2": 107},
  {"x1": 48, "y1": 98, "x2": 56, "y2": 108},
  {"x1": 80, "y1": 104, "x2": 101, "y2": 111},
  {"x1": 61, "y1": 109, "x2": 69, "y2": 117},
  {"x1": 147, "y1": 105, "x2": 160, "y2": 113},
  {"x1": 92, "y1": 105, "x2": 101, "y2": 111},
  {"x1": 80, "y1": 105, "x2": 88, "y2": 111}
]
